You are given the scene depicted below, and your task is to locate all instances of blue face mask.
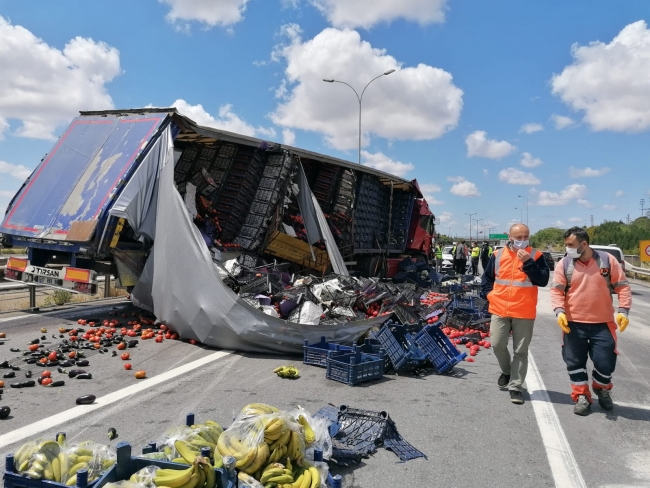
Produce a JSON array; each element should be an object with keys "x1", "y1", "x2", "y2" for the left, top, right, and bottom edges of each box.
[{"x1": 511, "y1": 239, "x2": 529, "y2": 250}]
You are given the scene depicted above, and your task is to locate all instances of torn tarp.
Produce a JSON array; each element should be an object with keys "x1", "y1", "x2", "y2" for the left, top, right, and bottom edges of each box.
[{"x1": 130, "y1": 147, "x2": 382, "y2": 354}]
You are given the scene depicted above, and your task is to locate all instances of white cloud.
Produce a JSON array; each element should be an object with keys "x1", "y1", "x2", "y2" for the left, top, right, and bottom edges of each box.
[
  {"x1": 311, "y1": 0, "x2": 447, "y2": 29},
  {"x1": 498, "y1": 168, "x2": 541, "y2": 185},
  {"x1": 568, "y1": 217, "x2": 583, "y2": 223},
  {"x1": 602, "y1": 204, "x2": 616, "y2": 210},
  {"x1": 436, "y1": 211, "x2": 453, "y2": 224},
  {"x1": 537, "y1": 184, "x2": 587, "y2": 206},
  {"x1": 0, "y1": 189, "x2": 16, "y2": 199},
  {"x1": 551, "y1": 114, "x2": 575, "y2": 130},
  {"x1": 172, "y1": 100, "x2": 276, "y2": 139},
  {"x1": 615, "y1": 190, "x2": 624, "y2": 197},
  {"x1": 519, "y1": 123, "x2": 543, "y2": 134},
  {"x1": 282, "y1": 128, "x2": 296, "y2": 146},
  {"x1": 447, "y1": 176, "x2": 465, "y2": 182},
  {"x1": 0, "y1": 160, "x2": 32, "y2": 180},
  {"x1": 465, "y1": 130, "x2": 516, "y2": 159},
  {"x1": 552, "y1": 21, "x2": 650, "y2": 133},
  {"x1": 577, "y1": 199, "x2": 594, "y2": 208},
  {"x1": 159, "y1": 0, "x2": 250, "y2": 28},
  {"x1": 361, "y1": 150, "x2": 414, "y2": 176},
  {"x1": 420, "y1": 183, "x2": 443, "y2": 205},
  {"x1": 450, "y1": 180, "x2": 480, "y2": 197},
  {"x1": 553, "y1": 220, "x2": 565, "y2": 227},
  {"x1": 0, "y1": 16, "x2": 120, "y2": 140},
  {"x1": 271, "y1": 27, "x2": 463, "y2": 151},
  {"x1": 520, "y1": 152, "x2": 543, "y2": 168},
  {"x1": 569, "y1": 166, "x2": 610, "y2": 178},
  {"x1": 483, "y1": 169, "x2": 489, "y2": 177}
]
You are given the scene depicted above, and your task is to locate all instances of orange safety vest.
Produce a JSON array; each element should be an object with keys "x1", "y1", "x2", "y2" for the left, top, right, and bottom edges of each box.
[{"x1": 487, "y1": 246, "x2": 542, "y2": 320}]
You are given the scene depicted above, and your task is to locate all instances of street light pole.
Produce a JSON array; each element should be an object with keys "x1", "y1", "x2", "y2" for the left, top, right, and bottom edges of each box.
[
  {"x1": 465, "y1": 212, "x2": 476, "y2": 243},
  {"x1": 518, "y1": 195, "x2": 529, "y2": 227},
  {"x1": 473, "y1": 218, "x2": 483, "y2": 242},
  {"x1": 323, "y1": 69, "x2": 396, "y2": 165},
  {"x1": 515, "y1": 207, "x2": 523, "y2": 223}
]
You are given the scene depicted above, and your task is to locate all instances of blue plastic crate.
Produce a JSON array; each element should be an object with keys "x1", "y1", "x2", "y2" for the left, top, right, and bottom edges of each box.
[
  {"x1": 372, "y1": 322, "x2": 428, "y2": 371},
  {"x1": 326, "y1": 346, "x2": 384, "y2": 385},
  {"x1": 303, "y1": 337, "x2": 355, "y2": 368},
  {"x1": 414, "y1": 324, "x2": 467, "y2": 374},
  {"x1": 93, "y1": 443, "x2": 236, "y2": 488}
]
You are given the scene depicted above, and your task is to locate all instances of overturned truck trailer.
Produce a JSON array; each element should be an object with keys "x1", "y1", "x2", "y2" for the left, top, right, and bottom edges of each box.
[{"x1": 0, "y1": 108, "x2": 436, "y2": 353}]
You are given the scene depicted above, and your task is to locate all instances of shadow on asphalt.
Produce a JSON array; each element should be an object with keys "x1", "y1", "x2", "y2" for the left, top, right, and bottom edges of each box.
[{"x1": 545, "y1": 390, "x2": 650, "y2": 421}]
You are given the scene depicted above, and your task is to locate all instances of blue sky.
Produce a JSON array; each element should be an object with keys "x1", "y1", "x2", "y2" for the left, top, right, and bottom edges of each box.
[{"x1": 0, "y1": 0, "x2": 649, "y2": 238}]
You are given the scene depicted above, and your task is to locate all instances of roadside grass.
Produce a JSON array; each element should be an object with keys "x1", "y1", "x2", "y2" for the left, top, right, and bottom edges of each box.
[{"x1": 0, "y1": 284, "x2": 127, "y2": 313}]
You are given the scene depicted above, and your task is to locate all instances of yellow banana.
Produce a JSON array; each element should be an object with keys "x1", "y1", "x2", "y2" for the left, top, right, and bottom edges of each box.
[
  {"x1": 235, "y1": 445, "x2": 258, "y2": 469},
  {"x1": 175, "y1": 440, "x2": 199, "y2": 464},
  {"x1": 66, "y1": 475, "x2": 78, "y2": 486},
  {"x1": 75, "y1": 456, "x2": 94, "y2": 464},
  {"x1": 195, "y1": 463, "x2": 206, "y2": 488},
  {"x1": 212, "y1": 449, "x2": 223, "y2": 469},
  {"x1": 242, "y1": 442, "x2": 269, "y2": 475},
  {"x1": 290, "y1": 474, "x2": 304, "y2": 488},
  {"x1": 298, "y1": 416, "x2": 316, "y2": 446},
  {"x1": 201, "y1": 461, "x2": 216, "y2": 488},
  {"x1": 260, "y1": 469, "x2": 286, "y2": 484},
  {"x1": 308, "y1": 467, "x2": 319, "y2": 488},
  {"x1": 52, "y1": 457, "x2": 61, "y2": 482},
  {"x1": 67, "y1": 462, "x2": 89, "y2": 477},
  {"x1": 269, "y1": 429, "x2": 291, "y2": 450},
  {"x1": 267, "y1": 474, "x2": 293, "y2": 484},
  {"x1": 154, "y1": 466, "x2": 195, "y2": 488},
  {"x1": 298, "y1": 469, "x2": 311, "y2": 488},
  {"x1": 178, "y1": 468, "x2": 201, "y2": 488},
  {"x1": 172, "y1": 458, "x2": 191, "y2": 465}
]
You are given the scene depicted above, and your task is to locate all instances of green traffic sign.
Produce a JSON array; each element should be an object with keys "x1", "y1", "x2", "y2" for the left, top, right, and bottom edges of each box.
[{"x1": 489, "y1": 233, "x2": 508, "y2": 239}]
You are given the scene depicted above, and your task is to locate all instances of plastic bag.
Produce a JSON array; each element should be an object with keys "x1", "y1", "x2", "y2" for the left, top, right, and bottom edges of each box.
[
  {"x1": 64, "y1": 441, "x2": 117, "y2": 485},
  {"x1": 289, "y1": 407, "x2": 332, "y2": 460},
  {"x1": 105, "y1": 481, "x2": 149, "y2": 488},
  {"x1": 129, "y1": 465, "x2": 160, "y2": 487},
  {"x1": 154, "y1": 419, "x2": 223, "y2": 464}
]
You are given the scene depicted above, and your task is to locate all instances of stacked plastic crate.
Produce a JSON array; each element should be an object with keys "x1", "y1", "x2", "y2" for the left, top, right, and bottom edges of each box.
[
  {"x1": 233, "y1": 150, "x2": 296, "y2": 251},
  {"x1": 312, "y1": 164, "x2": 341, "y2": 212},
  {"x1": 388, "y1": 189, "x2": 415, "y2": 252},
  {"x1": 214, "y1": 147, "x2": 266, "y2": 243},
  {"x1": 353, "y1": 174, "x2": 389, "y2": 251}
]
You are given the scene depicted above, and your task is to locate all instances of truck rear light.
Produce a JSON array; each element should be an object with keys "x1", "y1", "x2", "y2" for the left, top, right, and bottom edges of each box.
[
  {"x1": 7, "y1": 257, "x2": 28, "y2": 272},
  {"x1": 73, "y1": 282, "x2": 90, "y2": 293},
  {"x1": 64, "y1": 267, "x2": 91, "y2": 283}
]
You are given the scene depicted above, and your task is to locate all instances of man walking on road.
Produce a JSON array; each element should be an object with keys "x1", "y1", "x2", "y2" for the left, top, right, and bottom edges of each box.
[
  {"x1": 455, "y1": 240, "x2": 467, "y2": 275},
  {"x1": 471, "y1": 242, "x2": 480, "y2": 275},
  {"x1": 435, "y1": 244, "x2": 443, "y2": 272},
  {"x1": 481, "y1": 224, "x2": 549, "y2": 404},
  {"x1": 550, "y1": 227, "x2": 632, "y2": 416}
]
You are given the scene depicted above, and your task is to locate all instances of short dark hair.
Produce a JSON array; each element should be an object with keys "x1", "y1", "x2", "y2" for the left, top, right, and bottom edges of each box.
[{"x1": 564, "y1": 226, "x2": 590, "y2": 244}]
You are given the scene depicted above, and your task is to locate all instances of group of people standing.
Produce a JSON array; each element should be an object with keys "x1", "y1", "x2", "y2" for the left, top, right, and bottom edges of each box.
[{"x1": 434, "y1": 240, "x2": 493, "y2": 275}]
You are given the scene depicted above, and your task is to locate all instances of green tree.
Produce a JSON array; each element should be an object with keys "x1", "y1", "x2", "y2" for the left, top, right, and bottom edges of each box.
[{"x1": 530, "y1": 227, "x2": 565, "y2": 250}]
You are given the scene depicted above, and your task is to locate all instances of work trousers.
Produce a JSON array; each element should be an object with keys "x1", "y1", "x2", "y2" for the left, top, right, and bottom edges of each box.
[
  {"x1": 471, "y1": 257, "x2": 479, "y2": 275},
  {"x1": 490, "y1": 315, "x2": 535, "y2": 392},
  {"x1": 562, "y1": 322, "x2": 616, "y2": 403},
  {"x1": 435, "y1": 257, "x2": 442, "y2": 272},
  {"x1": 455, "y1": 258, "x2": 467, "y2": 275},
  {"x1": 481, "y1": 258, "x2": 489, "y2": 273}
]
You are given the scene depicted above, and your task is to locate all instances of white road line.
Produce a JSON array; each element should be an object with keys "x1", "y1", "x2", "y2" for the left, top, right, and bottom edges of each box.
[
  {"x1": 0, "y1": 350, "x2": 232, "y2": 449},
  {"x1": 528, "y1": 352, "x2": 587, "y2": 488},
  {"x1": 616, "y1": 402, "x2": 650, "y2": 411},
  {"x1": 0, "y1": 315, "x2": 29, "y2": 323}
]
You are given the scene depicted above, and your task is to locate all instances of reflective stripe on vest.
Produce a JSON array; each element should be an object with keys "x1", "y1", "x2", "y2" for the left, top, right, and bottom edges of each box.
[{"x1": 489, "y1": 247, "x2": 541, "y2": 319}]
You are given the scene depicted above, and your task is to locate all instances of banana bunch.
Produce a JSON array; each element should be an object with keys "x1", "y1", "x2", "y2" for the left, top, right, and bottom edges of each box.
[
  {"x1": 153, "y1": 457, "x2": 216, "y2": 488},
  {"x1": 273, "y1": 366, "x2": 300, "y2": 379},
  {"x1": 14, "y1": 440, "x2": 65, "y2": 482},
  {"x1": 256, "y1": 459, "x2": 321, "y2": 488},
  {"x1": 158, "y1": 421, "x2": 223, "y2": 465},
  {"x1": 129, "y1": 466, "x2": 160, "y2": 485},
  {"x1": 65, "y1": 442, "x2": 116, "y2": 486},
  {"x1": 296, "y1": 416, "x2": 315, "y2": 447},
  {"x1": 239, "y1": 403, "x2": 280, "y2": 420}
]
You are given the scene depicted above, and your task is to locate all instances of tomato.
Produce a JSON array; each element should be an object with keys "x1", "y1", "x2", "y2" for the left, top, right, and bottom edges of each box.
[
  {"x1": 124, "y1": 363, "x2": 132, "y2": 370},
  {"x1": 41, "y1": 378, "x2": 53, "y2": 386},
  {"x1": 69, "y1": 329, "x2": 78, "y2": 336},
  {"x1": 165, "y1": 333, "x2": 172, "y2": 339},
  {"x1": 105, "y1": 333, "x2": 113, "y2": 339},
  {"x1": 77, "y1": 319, "x2": 83, "y2": 325},
  {"x1": 103, "y1": 320, "x2": 110, "y2": 326},
  {"x1": 189, "y1": 339, "x2": 198, "y2": 345},
  {"x1": 484, "y1": 342, "x2": 491, "y2": 348},
  {"x1": 465, "y1": 343, "x2": 472, "y2": 349},
  {"x1": 68, "y1": 351, "x2": 76, "y2": 359},
  {"x1": 0, "y1": 380, "x2": 4, "y2": 388},
  {"x1": 466, "y1": 357, "x2": 475, "y2": 362},
  {"x1": 41, "y1": 371, "x2": 52, "y2": 378},
  {"x1": 171, "y1": 333, "x2": 179, "y2": 340},
  {"x1": 94, "y1": 343, "x2": 101, "y2": 349},
  {"x1": 134, "y1": 370, "x2": 146, "y2": 379},
  {"x1": 29, "y1": 344, "x2": 39, "y2": 352},
  {"x1": 121, "y1": 353, "x2": 130, "y2": 360},
  {"x1": 48, "y1": 351, "x2": 58, "y2": 361},
  {"x1": 117, "y1": 342, "x2": 126, "y2": 350},
  {"x1": 478, "y1": 340, "x2": 485, "y2": 346},
  {"x1": 155, "y1": 336, "x2": 163, "y2": 343},
  {"x1": 121, "y1": 328, "x2": 128, "y2": 335},
  {"x1": 160, "y1": 324, "x2": 168, "y2": 331},
  {"x1": 89, "y1": 322, "x2": 96, "y2": 327},
  {"x1": 127, "y1": 331, "x2": 137, "y2": 337},
  {"x1": 39, "y1": 358, "x2": 48, "y2": 364},
  {"x1": 70, "y1": 336, "x2": 78, "y2": 342}
]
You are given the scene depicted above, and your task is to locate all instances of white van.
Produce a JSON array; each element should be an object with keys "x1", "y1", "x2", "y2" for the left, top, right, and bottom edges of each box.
[{"x1": 591, "y1": 244, "x2": 626, "y2": 272}]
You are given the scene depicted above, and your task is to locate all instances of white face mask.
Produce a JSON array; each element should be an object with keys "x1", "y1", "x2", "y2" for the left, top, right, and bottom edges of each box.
[
  {"x1": 566, "y1": 243, "x2": 585, "y2": 259},
  {"x1": 511, "y1": 239, "x2": 529, "y2": 250}
]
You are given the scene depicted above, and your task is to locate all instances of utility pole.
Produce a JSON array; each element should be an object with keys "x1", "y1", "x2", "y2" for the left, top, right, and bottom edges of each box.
[
  {"x1": 641, "y1": 199, "x2": 646, "y2": 218},
  {"x1": 465, "y1": 213, "x2": 476, "y2": 243},
  {"x1": 473, "y1": 218, "x2": 483, "y2": 242},
  {"x1": 590, "y1": 215, "x2": 594, "y2": 227}
]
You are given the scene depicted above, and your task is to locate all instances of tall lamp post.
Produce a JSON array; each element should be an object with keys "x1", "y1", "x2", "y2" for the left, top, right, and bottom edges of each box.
[
  {"x1": 473, "y1": 218, "x2": 483, "y2": 242},
  {"x1": 465, "y1": 212, "x2": 477, "y2": 243},
  {"x1": 515, "y1": 207, "x2": 523, "y2": 223},
  {"x1": 518, "y1": 195, "x2": 529, "y2": 227},
  {"x1": 323, "y1": 69, "x2": 396, "y2": 165}
]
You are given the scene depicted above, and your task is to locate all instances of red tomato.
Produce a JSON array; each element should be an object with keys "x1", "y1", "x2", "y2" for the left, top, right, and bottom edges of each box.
[
  {"x1": 160, "y1": 324, "x2": 168, "y2": 331},
  {"x1": 124, "y1": 363, "x2": 132, "y2": 370},
  {"x1": 134, "y1": 370, "x2": 146, "y2": 379},
  {"x1": 41, "y1": 378, "x2": 53, "y2": 386},
  {"x1": 121, "y1": 353, "x2": 130, "y2": 360},
  {"x1": 127, "y1": 331, "x2": 137, "y2": 337},
  {"x1": 117, "y1": 342, "x2": 126, "y2": 350},
  {"x1": 155, "y1": 336, "x2": 163, "y2": 343},
  {"x1": 189, "y1": 339, "x2": 198, "y2": 345},
  {"x1": 70, "y1": 336, "x2": 78, "y2": 342},
  {"x1": 466, "y1": 357, "x2": 475, "y2": 362},
  {"x1": 29, "y1": 344, "x2": 39, "y2": 352},
  {"x1": 165, "y1": 333, "x2": 171, "y2": 339},
  {"x1": 171, "y1": 333, "x2": 179, "y2": 340},
  {"x1": 68, "y1": 351, "x2": 76, "y2": 359},
  {"x1": 484, "y1": 342, "x2": 491, "y2": 348},
  {"x1": 41, "y1": 371, "x2": 52, "y2": 378},
  {"x1": 48, "y1": 351, "x2": 58, "y2": 361},
  {"x1": 39, "y1": 358, "x2": 48, "y2": 364},
  {"x1": 478, "y1": 340, "x2": 485, "y2": 346}
]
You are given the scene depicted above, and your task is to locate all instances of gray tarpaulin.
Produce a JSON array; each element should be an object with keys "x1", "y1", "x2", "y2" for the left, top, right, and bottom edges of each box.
[
  {"x1": 130, "y1": 145, "x2": 380, "y2": 354},
  {"x1": 109, "y1": 126, "x2": 174, "y2": 241}
]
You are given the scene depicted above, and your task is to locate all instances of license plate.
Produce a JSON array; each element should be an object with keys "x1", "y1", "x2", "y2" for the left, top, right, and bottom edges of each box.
[{"x1": 38, "y1": 276, "x2": 60, "y2": 285}]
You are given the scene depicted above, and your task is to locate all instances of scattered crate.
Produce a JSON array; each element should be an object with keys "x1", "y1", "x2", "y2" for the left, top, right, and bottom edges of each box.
[
  {"x1": 414, "y1": 324, "x2": 467, "y2": 374},
  {"x1": 372, "y1": 322, "x2": 427, "y2": 371},
  {"x1": 304, "y1": 336, "x2": 354, "y2": 368},
  {"x1": 326, "y1": 346, "x2": 385, "y2": 385}
]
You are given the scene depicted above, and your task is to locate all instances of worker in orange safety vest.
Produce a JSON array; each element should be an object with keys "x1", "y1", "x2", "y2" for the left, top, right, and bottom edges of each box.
[{"x1": 480, "y1": 224, "x2": 549, "y2": 405}]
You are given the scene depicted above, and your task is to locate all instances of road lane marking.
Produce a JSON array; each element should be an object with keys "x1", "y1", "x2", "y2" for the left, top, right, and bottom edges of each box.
[
  {"x1": 0, "y1": 315, "x2": 30, "y2": 323},
  {"x1": 616, "y1": 402, "x2": 650, "y2": 411},
  {"x1": 528, "y1": 352, "x2": 587, "y2": 488},
  {"x1": 0, "y1": 349, "x2": 232, "y2": 449}
]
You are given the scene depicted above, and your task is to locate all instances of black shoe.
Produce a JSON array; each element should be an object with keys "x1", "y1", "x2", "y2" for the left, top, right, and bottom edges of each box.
[
  {"x1": 594, "y1": 389, "x2": 614, "y2": 411},
  {"x1": 574, "y1": 395, "x2": 591, "y2": 416},
  {"x1": 498, "y1": 374, "x2": 511, "y2": 388},
  {"x1": 510, "y1": 390, "x2": 524, "y2": 404}
]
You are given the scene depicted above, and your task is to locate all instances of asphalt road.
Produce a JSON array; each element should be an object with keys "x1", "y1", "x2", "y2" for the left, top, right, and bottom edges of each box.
[{"x1": 0, "y1": 283, "x2": 649, "y2": 488}]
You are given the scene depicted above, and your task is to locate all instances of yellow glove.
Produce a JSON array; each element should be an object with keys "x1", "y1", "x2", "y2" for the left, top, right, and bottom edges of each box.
[
  {"x1": 616, "y1": 313, "x2": 629, "y2": 332},
  {"x1": 557, "y1": 313, "x2": 570, "y2": 334}
]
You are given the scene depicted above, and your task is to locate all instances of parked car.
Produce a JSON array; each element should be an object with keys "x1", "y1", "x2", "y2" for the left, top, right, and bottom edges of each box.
[
  {"x1": 542, "y1": 251, "x2": 555, "y2": 270},
  {"x1": 441, "y1": 245, "x2": 454, "y2": 273},
  {"x1": 590, "y1": 244, "x2": 626, "y2": 272}
]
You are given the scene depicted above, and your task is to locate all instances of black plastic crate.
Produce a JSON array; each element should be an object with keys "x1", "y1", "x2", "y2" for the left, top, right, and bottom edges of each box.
[
  {"x1": 243, "y1": 213, "x2": 268, "y2": 228},
  {"x1": 255, "y1": 188, "x2": 281, "y2": 204},
  {"x1": 373, "y1": 322, "x2": 428, "y2": 371},
  {"x1": 414, "y1": 325, "x2": 467, "y2": 374},
  {"x1": 218, "y1": 144, "x2": 237, "y2": 158},
  {"x1": 238, "y1": 225, "x2": 262, "y2": 239},
  {"x1": 249, "y1": 200, "x2": 275, "y2": 217}
]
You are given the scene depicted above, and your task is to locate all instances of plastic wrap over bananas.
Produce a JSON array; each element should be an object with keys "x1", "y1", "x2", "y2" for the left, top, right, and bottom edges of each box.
[{"x1": 13, "y1": 435, "x2": 116, "y2": 485}]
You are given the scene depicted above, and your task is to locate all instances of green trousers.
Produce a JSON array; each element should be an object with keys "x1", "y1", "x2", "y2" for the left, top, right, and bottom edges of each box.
[{"x1": 490, "y1": 314, "x2": 535, "y2": 391}]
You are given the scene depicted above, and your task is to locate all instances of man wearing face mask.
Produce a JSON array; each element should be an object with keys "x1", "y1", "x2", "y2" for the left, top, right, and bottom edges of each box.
[
  {"x1": 481, "y1": 224, "x2": 549, "y2": 404},
  {"x1": 550, "y1": 227, "x2": 631, "y2": 416}
]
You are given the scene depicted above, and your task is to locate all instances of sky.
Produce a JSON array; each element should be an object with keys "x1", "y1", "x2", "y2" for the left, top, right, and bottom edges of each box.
[{"x1": 0, "y1": 0, "x2": 649, "y2": 239}]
